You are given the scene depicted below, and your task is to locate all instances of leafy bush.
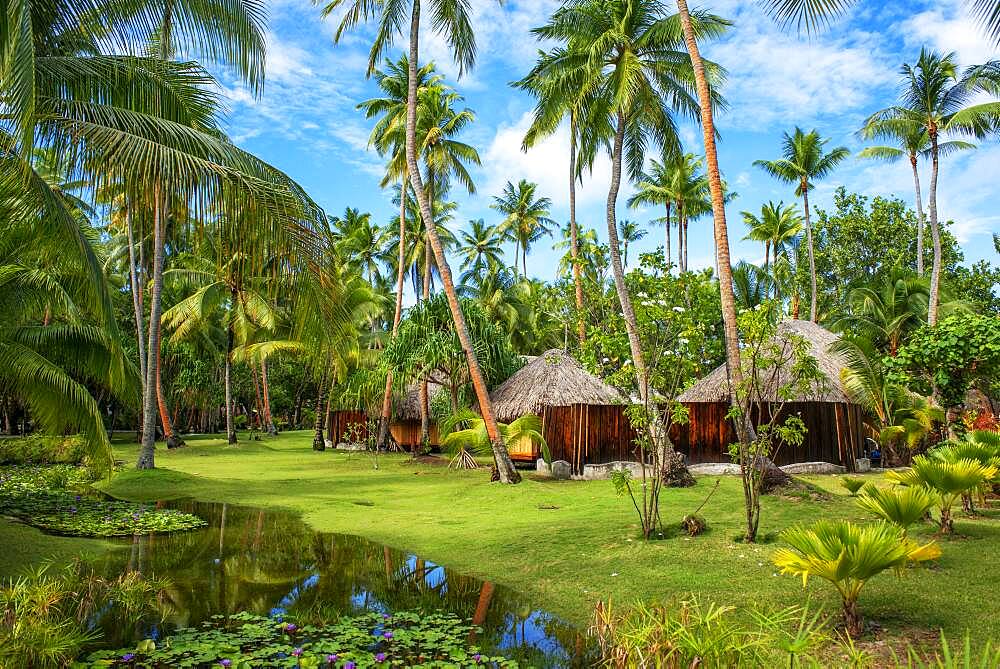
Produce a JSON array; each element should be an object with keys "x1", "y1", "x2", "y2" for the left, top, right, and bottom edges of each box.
[
  {"x1": 83, "y1": 610, "x2": 514, "y2": 668},
  {"x1": 0, "y1": 466, "x2": 206, "y2": 536},
  {"x1": 592, "y1": 598, "x2": 829, "y2": 667},
  {"x1": 0, "y1": 562, "x2": 168, "y2": 669},
  {"x1": 840, "y1": 477, "x2": 866, "y2": 496},
  {"x1": 0, "y1": 434, "x2": 89, "y2": 465},
  {"x1": 773, "y1": 520, "x2": 940, "y2": 638},
  {"x1": 855, "y1": 484, "x2": 935, "y2": 535}
]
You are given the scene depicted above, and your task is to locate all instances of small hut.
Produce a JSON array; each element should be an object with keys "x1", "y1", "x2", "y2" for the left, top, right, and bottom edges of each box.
[
  {"x1": 489, "y1": 349, "x2": 629, "y2": 470},
  {"x1": 672, "y1": 320, "x2": 866, "y2": 469},
  {"x1": 393, "y1": 380, "x2": 443, "y2": 448}
]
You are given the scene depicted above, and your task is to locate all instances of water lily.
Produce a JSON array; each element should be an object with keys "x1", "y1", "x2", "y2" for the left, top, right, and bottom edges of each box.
[
  {"x1": 344, "y1": 663, "x2": 356, "y2": 669},
  {"x1": 292, "y1": 647, "x2": 303, "y2": 657},
  {"x1": 121, "y1": 653, "x2": 135, "y2": 662},
  {"x1": 219, "y1": 660, "x2": 232, "y2": 668},
  {"x1": 285, "y1": 623, "x2": 298, "y2": 633},
  {"x1": 382, "y1": 631, "x2": 392, "y2": 640},
  {"x1": 375, "y1": 653, "x2": 386, "y2": 663},
  {"x1": 473, "y1": 654, "x2": 482, "y2": 664},
  {"x1": 326, "y1": 654, "x2": 338, "y2": 664}
]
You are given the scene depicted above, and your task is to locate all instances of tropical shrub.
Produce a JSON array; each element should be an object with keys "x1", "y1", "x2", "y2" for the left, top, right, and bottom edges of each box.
[
  {"x1": 773, "y1": 520, "x2": 940, "y2": 637},
  {"x1": 855, "y1": 484, "x2": 935, "y2": 535},
  {"x1": 83, "y1": 610, "x2": 513, "y2": 668},
  {"x1": 0, "y1": 466, "x2": 205, "y2": 536},
  {"x1": 840, "y1": 477, "x2": 866, "y2": 496},
  {"x1": 439, "y1": 409, "x2": 548, "y2": 470},
  {"x1": 0, "y1": 563, "x2": 168, "y2": 669},
  {"x1": 0, "y1": 434, "x2": 89, "y2": 465},
  {"x1": 592, "y1": 598, "x2": 829, "y2": 668},
  {"x1": 889, "y1": 454, "x2": 998, "y2": 532},
  {"x1": 892, "y1": 632, "x2": 1000, "y2": 668}
]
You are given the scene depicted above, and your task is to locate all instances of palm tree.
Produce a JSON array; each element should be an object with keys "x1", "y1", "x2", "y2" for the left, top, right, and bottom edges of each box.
[
  {"x1": 627, "y1": 151, "x2": 678, "y2": 269},
  {"x1": 553, "y1": 223, "x2": 604, "y2": 285},
  {"x1": 617, "y1": 220, "x2": 647, "y2": 268},
  {"x1": 358, "y1": 57, "x2": 436, "y2": 449},
  {"x1": 532, "y1": 0, "x2": 726, "y2": 420},
  {"x1": 457, "y1": 219, "x2": 506, "y2": 284},
  {"x1": 515, "y1": 49, "x2": 598, "y2": 345},
  {"x1": 754, "y1": 128, "x2": 849, "y2": 323},
  {"x1": 731, "y1": 261, "x2": 773, "y2": 311},
  {"x1": 858, "y1": 121, "x2": 974, "y2": 276},
  {"x1": 866, "y1": 49, "x2": 1000, "y2": 325},
  {"x1": 332, "y1": 209, "x2": 391, "y2": 285},
  {"x1": 490, "y1": 180, "x2": 556, "y2": 277},
  {"x1": 836, "y1": 269, "x2": 930, "y2": 356},
  {"x1": 741, "y1": 201, "x2": 801, "y2": 301}
]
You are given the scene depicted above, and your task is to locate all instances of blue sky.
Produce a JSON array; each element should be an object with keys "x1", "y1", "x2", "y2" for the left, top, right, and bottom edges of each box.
[{"x1": 213, "y1": 0, "x2": 999, "y2": 301}]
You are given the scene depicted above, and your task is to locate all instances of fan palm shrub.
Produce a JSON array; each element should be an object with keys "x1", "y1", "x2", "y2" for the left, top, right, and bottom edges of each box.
[
  {"x1": 773, "y1": 520, "x2": 940, "y2": 637},
  {"x1": 888, "y1": 455, "x2": 998, "y2": 533},
  {"x1": 855, "y1": 484, "x2": 936, "y2": 535},
  {"x1": 439, "y1": 409, "x2": 548, "y2": 470},
  {"x1": 840, "y1": 477, "x2": 866, "y2": 496}
]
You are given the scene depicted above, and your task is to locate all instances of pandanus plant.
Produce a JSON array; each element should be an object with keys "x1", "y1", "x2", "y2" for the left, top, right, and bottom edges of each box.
[
  {"x1": 773, "y1": 520, "x2": 940, "y2": 638},
  {"x1": 887, "y1": 454, "x2": 998, "y2": 533},
  {"x1": 855, "y1": 484, "x2": 936, "y2": 536},
  {"x1": 439, "y1": 410, "x2": 549, "y2": 471}
]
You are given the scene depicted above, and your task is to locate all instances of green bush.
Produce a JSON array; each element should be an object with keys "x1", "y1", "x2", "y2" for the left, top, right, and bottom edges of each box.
[{"x1": 0, "y1": 434, "x2": 89, "y2": 465}]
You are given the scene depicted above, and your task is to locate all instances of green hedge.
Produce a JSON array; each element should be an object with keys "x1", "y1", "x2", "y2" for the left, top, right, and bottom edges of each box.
[{"x1": 0, "y1": 435, "x2": 89, "y2": 465}]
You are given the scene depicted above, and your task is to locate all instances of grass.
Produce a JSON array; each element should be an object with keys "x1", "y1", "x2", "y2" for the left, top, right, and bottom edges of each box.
[
  {"x1": 6, "y1": 430, "x2": 1000, "y2": 654},
  {"x1": 0, "y1": 518, "x2": 111, "y2": 577}
]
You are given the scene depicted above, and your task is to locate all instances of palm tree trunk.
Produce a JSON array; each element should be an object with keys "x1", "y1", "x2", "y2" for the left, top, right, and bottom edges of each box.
[
  {"x1": 136, "y1": 186, "x2": 167, "y2": 469},
  {"x1": 419, "y1": 175, "x2": 433, "y2": 446},
  {"x1": 522, "y1": 240, "x2": 527, "y2": 277},
  {"x1": 261, "y1": 359, "x2": 277, "y2": 435},
  {"x1": 677, "y1": 204, "x2": 685, "y2": 272},
  {"x1": 801, "y1": 184, "x2": 818, "y2": 322},
  {"x1": 126, "y1": 208, "x2": 147, "y2": 402},
  {"x1": 682, "y1": 217, "x2": 689, "y2": 272},
  {"x1": 313, "y1": 362, "x2": 329, "y2": 450},
  {"x1": 910, "y1": 153, "x2": 926, "y2": 275},
  {"x1": 674, "y1": 0, "x2": 750, "y2": 448},
  {"x1": 927, "y1": 129, "x2": 942, "y2": 326},
  {"x1": 404, "y1": 0, "x2": 520, "y2": 483},
  {"x1": 225, "y1": 302, "x2": 236, "y2": 445},
  {"x1": 156, "y1": 343, "x2": 182, "y2": 448},
  {"x1": 377, "y1": 173, "x2": 409, "y2": 450},
  {"x1": 664, "y1": 203, "x2": 672, "y2": 270},
  {"x1": 570, "y1": 113, "x2": 585, "y2": 345}
]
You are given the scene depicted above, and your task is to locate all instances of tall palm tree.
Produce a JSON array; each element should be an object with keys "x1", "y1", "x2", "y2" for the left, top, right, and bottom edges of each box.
[
  {"x1": 490, "y1": 179, "x2": 556, "y2": 277},
  {"x1": 515, "y1": 49, "x2": 599, "y2": 345},
  {"x1": 532, "y1": 2, "x2": 726, "y2": 462},
  {"x1": 741, "y1": 201, "x2": 802, "y2": 301},
  {"x1": 457, "y1": 219, "x2": 506, "y2": 284},
  {"x1": 358, "y1": 56, "x2": 436, "y2": 450},
  {"x1": 754, "y1": 128, "x2": 849, "y2": 323},
  {"x1": 627, "y1": 151, "x2": 678, "y2": 269},
  {"x1": 333, "y1": 209, "x2": 391, "y2": 285},
  {"x1": 866, "y1": 49, "x2": 1000, "y2": 325},
  {"x1": 553, "y1": 223, "x2": 604, "y2": 285},
  {"x1": 618, "y1": 220, "x2": 647, "y2": 268},
  {"x1": 857, "y1": 122, "x2": 974, "y2": 276}
]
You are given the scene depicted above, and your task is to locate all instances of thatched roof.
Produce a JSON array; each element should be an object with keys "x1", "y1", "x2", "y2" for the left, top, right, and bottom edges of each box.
[
  {"x1": 396, "y1": 380, "x2": 446, "y2": 421},
  {"x1": 676, "y1": 320, "x2": 852, "y2": 404},
  {"x1": 489, "y1": 349, "x2": 624, "y2": 422}
]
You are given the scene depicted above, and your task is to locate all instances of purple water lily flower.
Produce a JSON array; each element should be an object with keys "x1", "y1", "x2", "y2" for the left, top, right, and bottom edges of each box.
[
  {"x1": 344, "y1": 663, "x2": 356, "y2": 669},
  {"x1": 75, "y1": 495, "x2": 81, "y2": 501},
  {"x1": 285, "y1": 623, "x2": 298, "y2": 633},
  {"x1": 382, "y1": 613, "x2": 390, "y2": 620},
  {"x1": 219, "y1": 660, "x2": 232, "y2": 668},
  {"x1": 326, "y1": 654, "x2": 338, "y2": 664},
  {"x1": 292, "y1": 647, "x2": 303, "y2": 657},
  {"x1": 473, "y1": 653, "x2": 482, "y2": 664},
  {"x1": 121, "y1": 653, "x2": 135, "y2": 662},
  {"x1": 382, "y1": 631, "x2": 393, "y2": 640},
  {"x1": 375, "y1": 653, "x2": 386, "y2": 663}
]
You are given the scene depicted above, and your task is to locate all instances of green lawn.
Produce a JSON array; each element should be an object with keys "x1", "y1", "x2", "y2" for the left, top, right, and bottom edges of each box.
[{"x1": 6, "y1": 430, "x2": 999, "y2": 654}]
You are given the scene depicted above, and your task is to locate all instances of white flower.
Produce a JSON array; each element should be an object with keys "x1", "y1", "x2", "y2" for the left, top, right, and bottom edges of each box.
[
  {"x1": 678, "y1": 338, "x2": 689, "y2": 345},
  {"x1": 602, "y1": 357, "x2": 610, "y2": 364},
  {"x1": 672, "y1": 306, "x2": 685, "y2": 313}
]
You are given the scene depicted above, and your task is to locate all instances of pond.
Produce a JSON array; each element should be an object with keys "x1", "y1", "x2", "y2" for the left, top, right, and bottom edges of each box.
[{"x1": 85, "y1": 501, "x2": 595, "y2": 667}]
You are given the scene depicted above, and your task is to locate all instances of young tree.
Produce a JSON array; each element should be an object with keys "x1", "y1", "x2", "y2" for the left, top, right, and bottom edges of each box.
[{"x1": 490, "y1": 180, "x2": 556, "y2": 277}]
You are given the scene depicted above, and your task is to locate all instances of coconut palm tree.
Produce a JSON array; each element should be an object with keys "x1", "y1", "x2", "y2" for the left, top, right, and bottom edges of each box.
[
  {"x1": 741, "y1": 201, "x2": 801, "y2": 303},
  {"x1": 334, "y1": 210, "x2": 392, "y2": 286},
  {"x1": 866, "y1": 49, "x2": 1000, "y2": 325},
  {"x1": 836, "y1": 269, "x2": 930, "y2": 356},
  {"x1": 457, "y1": 219, "x2": 506, "y2": 284},
  {"x1": 627, "y1": 152, "x2": 679, "y2": 269},
  {"x1": 618, "y1": 220, "x2": 648, "y2": 268},
  {"x1": 857, "y1": 122, "x2": 974, "y2": 276},
  {"x1": 321, "y1": 0, "x2": 522, "y2": 482},
  {"x1": 754, "y1": 128, "x2": 849, "y2": 323},
  {"x1": 491, "y1": 180, "x2": 556, "y2": 277},
  {"x1": 553, "y1": 223, "x2": 605, "y2": 285},
  {"x1": 532, "y1": 1, "x2": 726, "y2": 414}
]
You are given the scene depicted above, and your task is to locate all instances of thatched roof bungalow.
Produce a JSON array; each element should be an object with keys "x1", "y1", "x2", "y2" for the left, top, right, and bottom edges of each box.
[
  {"x1": 671, "y1": 319, "x2": 866, "y2": 469},
  {"x1": 488, "y1": 349, "x2": 632, "y2": 468}
]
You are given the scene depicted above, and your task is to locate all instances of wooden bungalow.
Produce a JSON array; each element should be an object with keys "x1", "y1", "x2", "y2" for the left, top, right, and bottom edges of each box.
[
  {"x1": 489, "y1": 349, "x2": 629, "y2": 470},
  {"x1": 671, "y1": 319, "x2": 867, "y2": 470},
  {"x1": 326, "y1": 380, "x2": 442, "y2": 449}
]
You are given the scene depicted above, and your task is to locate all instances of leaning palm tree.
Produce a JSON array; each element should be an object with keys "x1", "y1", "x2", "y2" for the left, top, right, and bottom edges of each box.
[
  {"x1": 866, "y1": 49, "x2": 1000, "y2": 325},
  {"x1": 754, "y1": 128, "x2": 849, "y2": 323},
  {"x1": 490, "y1": 179, "x2": 556, "y2": 277},
  {"x1": 321, "y1": 0, "x2": 522, "y2": 482},
  {"x1": 857, "y1": 121, "x2": 974, "y2": 276}
]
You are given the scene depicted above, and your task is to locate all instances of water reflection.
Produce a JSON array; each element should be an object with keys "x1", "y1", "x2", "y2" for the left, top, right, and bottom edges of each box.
[{"x1": 88, "y1": 501, "x2": 594, "y2": 667}]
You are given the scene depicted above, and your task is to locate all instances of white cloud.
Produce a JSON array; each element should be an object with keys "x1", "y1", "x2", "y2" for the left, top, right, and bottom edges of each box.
[{"x1": 902, "y1": 2, "x2": 997, "y2": 66}]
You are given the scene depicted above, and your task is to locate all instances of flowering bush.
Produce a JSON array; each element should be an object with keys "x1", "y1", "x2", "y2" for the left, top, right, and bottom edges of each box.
[{"x1": 83, "y1": 611, "x2": 515, "y2": 667}]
